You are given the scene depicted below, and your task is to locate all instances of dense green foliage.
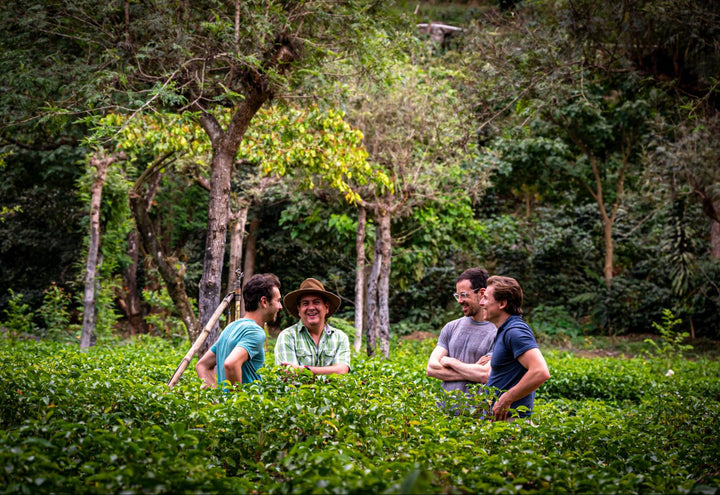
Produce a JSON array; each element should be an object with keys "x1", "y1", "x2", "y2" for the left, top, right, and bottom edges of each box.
[
  {"x1": 2, "y1": 336, "x2": 718, "y2": 494},
  {"x1": 1, "y1": 0, "x2": 719, "y2": 342}
]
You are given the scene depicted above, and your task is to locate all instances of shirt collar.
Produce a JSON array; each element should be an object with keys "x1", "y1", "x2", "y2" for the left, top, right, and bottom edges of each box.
[
  {"x1": 297, "y1": 322, "x2": 333, "y2": 335},
  {"x1": 497, "y1": 314, "x2": 522, "y2": 334}
]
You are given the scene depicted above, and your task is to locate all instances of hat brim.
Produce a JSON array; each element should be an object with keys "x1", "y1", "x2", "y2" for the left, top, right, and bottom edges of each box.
[{"x1": 283, "y1": 288, "x2": 341, "y2": 319}]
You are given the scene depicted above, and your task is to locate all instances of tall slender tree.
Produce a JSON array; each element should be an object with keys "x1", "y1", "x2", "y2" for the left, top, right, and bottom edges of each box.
[
  {"x1": 1, "y1": 0, "x2": 398, "y2": 351},
  {"x1": 336, "y1": 61, "x2": 483, "y2": 358}
]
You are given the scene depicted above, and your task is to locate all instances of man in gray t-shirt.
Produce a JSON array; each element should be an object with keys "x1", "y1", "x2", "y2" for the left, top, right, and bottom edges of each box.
[{"x1": 426, "y1": 267, "x2": 497, "y2": 397}]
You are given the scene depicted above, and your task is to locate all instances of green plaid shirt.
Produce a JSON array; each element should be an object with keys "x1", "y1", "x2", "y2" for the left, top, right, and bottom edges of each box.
[{"x1": 274, "y1": 322, "x2": 351, "y2": 369}]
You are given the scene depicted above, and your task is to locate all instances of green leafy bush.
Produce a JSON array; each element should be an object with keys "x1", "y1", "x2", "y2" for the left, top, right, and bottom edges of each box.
[
  {"x1": 0, "y1": 289, "x2": 37, "y2": 338},
  {"x1": 0, "y1": 337, "x2": 718, "y2": 494},
  {"x1": 527, "y1": 304, "x2": 582, "y2": 341}
]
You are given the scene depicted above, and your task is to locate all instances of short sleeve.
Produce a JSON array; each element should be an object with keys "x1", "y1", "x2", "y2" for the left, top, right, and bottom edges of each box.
[
  {"x1": 334, "y1": 332, "x2": 351, "y2": 368},
  {"x1": 437, "y1": 321, "x2": 454, "y2": 350},
  {"x1": 237, "y1": 327, "x2": 265, "y2": 360},
  {"x1": 506, "y1": 326, "x2": 538, "y2": 359}
]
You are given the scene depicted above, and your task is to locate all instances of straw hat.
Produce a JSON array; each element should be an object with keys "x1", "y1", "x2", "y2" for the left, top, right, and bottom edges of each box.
[{"x1": 283, "y1": 278, "x2": 341, "y2": 318}]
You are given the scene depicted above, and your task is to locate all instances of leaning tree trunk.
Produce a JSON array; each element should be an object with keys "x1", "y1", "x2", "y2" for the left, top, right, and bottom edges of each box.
[
  {"x1": 130, "y1": 166, "x2": 199, "y2": 343},
  {"x1": 353, "y1": 206, "x2": 367, "y2": 353},
  {"x1": 376, "y1": 212, "x2": 392, "y2": 359},
  {"x1": 80, "y1": 153, "x2": 114, "y2": 349}
]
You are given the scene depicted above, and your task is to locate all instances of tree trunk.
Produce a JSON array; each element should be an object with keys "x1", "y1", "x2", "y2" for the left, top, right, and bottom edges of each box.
[
  {"x1": 80, "y1": 154, "x2": 113, "y2": 349},
  {"x1": 118, "y1": 229, "x2": 147, "y2": 335},
  {"x1": 711, "y1": 208, "x2": 720, "y2": 261},
  {"x1": 196, "y1": 90, "x2": 268, "y2": 356},
  {"x1": 376, "y1": 212, "x2": 392, "y2": 359},
  {"x1": 197, "y1": 148, "x2": 233, "y2": 352},
  {"x1": 228, "y1": 206, "x2": 249, "y2": 285},
  {"x1": 585, "y1": 152, "x2": 617, "y2": 289},
  {"x1": 366, "y1": 210, "x2": 393, "y2": 358},
  {"x1": 365, "y1": 253, "x2": 380, "y2": 357},
  {"x1": 243, "y1": 217, "x2": 259, "y2": 282},
  {"x1": 602, "y1": 214, "x2": 614, "y2": 289},
  {"x1": 228, "y1": 205, "x2": 249, "y2": 317},
  {"x1": 119, "y1": 167, "x2": 161, "y2": 336},
  {"x1": 353, "y1": 206, "x2": 367, "y2": 353},
  {"x1": 130, "y1": 180, "x2": 199, "y2": 343}
]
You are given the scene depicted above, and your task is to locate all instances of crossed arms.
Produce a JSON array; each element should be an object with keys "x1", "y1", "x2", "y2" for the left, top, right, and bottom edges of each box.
[{"x1": 426, "y1": 346, "x2": 491, "y2": 384}]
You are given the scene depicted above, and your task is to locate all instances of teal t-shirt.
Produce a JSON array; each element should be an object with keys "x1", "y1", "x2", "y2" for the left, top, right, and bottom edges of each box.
[{"x1": 210, "y1": 318, "x2": 266, "y2": 386}]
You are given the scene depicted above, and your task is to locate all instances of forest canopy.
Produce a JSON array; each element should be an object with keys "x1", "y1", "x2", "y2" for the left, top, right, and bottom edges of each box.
[{"x1": 1, "y1": 0, "x2": 719, "y2": 346}]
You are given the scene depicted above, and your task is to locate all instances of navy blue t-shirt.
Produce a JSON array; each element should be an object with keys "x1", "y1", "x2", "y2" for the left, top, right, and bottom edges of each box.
[{"x1": 487, "y1": 315, "x2": 539, "y2": 417}]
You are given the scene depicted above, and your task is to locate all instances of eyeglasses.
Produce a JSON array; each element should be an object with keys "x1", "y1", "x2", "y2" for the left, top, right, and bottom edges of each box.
[{"x1": 453, "y1": 288, "x2": 481, "y2": 301}]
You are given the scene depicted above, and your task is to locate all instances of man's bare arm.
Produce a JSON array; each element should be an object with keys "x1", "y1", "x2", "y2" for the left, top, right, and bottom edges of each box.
[
  {"x1": 224, "y1": 346, "x2": 250, "y2": 387},
  {"x1": 195, "y1": 350, "x2": 218, "y2": 389},
  {"x1": 440, "y1": 356, "x2": 492, "y2": 384},
  {"x1": 426, "y1": 346, "x2": 467, "y2": 381},
  {"x1": 281, "y1": 362, "x2": 350, "y2": 375},
  {"x1": 492, "y1": 348, "x2": 550, "y2": 420},
  {"x1": 307, "y1": 363, "x2": 350, "y2": 375}
]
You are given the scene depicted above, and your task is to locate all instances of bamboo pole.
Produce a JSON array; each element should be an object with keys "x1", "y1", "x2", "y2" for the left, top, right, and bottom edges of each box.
[
  {"x1": 231, "y1": 270, "x2": 244, "y2": 321},
  {"x1": 167, "y1": 292, "x2": 235, "y2": 389}
]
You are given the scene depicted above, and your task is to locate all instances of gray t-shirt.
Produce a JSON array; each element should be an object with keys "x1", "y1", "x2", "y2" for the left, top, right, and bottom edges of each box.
[{"x1": 437, "y1": 317, "x2": 497, "y2": 394}]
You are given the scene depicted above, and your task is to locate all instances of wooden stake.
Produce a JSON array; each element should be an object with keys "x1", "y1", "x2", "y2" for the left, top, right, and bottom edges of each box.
[{"x1": 167, "y1": 292, "x2": 235, "y2": 389}]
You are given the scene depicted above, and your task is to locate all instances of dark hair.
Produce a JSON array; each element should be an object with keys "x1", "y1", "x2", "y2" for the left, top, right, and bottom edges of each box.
[
  {"x1": 457, "y1": 267, "x2": 490, "y2": 290},
  {"x1": 486, "y1": 275, "x2": 523, "y2": 316},
  {"x1": 243, "y1": 273, "x2": 281, "y2": 311}
]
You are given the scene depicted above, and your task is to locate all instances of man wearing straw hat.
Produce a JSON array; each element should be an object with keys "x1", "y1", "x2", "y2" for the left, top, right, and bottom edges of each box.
[
  {"x1": 196, "y1": 273, "x2": 283, "y2": 389},
  {"x1": 275, "y1": 278, "x2": 351, "y2": 375}
]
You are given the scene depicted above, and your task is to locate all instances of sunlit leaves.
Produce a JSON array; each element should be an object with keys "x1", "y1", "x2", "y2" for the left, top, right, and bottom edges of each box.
[{"x1": 236, "y1": 105, "x2": 388, "y2": 203}]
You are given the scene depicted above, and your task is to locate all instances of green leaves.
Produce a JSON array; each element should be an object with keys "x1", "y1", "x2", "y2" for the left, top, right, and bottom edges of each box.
[{"x1": 1, "y1": 336, "x2": 718, "y2": 493}]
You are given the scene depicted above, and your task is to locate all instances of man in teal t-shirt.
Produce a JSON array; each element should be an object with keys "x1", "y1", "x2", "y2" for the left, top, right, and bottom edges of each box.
[
  {"x1": 196, "y1": 273, "x2": 283, "y2": 389},
  {"x1": 211, "y1": 318, "x2": 266, "y2": 385}
]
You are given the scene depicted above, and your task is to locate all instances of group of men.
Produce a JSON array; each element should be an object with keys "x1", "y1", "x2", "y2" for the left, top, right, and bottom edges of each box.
[
  {"x1": 426, "y1": 267, "x2": 550, "y2": 420},
  {"x1": 195, "y1": 267, "x2": 549, "y2": 421},
  {"x1": 195, "y1": 276, "x2": 351, "y2": 390}
]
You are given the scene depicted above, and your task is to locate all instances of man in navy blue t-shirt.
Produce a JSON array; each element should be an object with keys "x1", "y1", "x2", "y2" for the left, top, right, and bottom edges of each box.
[{"x1": 481, "y1": 276, "x2": 550, "y2": 420}]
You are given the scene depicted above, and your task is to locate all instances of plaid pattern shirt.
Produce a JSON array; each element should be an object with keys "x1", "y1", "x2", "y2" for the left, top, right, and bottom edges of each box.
[{"x1": 274, "y1": 322, "x2": 351, "y2": 369}]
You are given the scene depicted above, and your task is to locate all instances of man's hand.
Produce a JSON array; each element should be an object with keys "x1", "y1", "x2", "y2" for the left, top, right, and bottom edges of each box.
[
  {"x1": 492, "y1": 393, "x2": 512, "y2": 421},
  {"x1": 440, "y1": 356, "x2": 460, "y2": 367},
  {"x1": 491, "y1": 348, "x2": 549, "y2": 421}
]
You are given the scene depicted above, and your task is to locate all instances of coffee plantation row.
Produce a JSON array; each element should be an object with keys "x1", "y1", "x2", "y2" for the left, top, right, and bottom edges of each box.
[{"x1": 1, "y1": 335, "x2": 719, "y2": 494}]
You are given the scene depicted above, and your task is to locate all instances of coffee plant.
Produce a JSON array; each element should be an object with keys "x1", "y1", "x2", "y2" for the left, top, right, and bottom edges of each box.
[{"x1": 1, "y1": 336, "x2": 718, "y2": 493}]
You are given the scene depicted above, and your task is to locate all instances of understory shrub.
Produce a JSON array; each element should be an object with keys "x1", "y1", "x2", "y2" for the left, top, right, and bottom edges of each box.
[{"x1": 0, "y1": 336, "x2": 718, "y2": 494}]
